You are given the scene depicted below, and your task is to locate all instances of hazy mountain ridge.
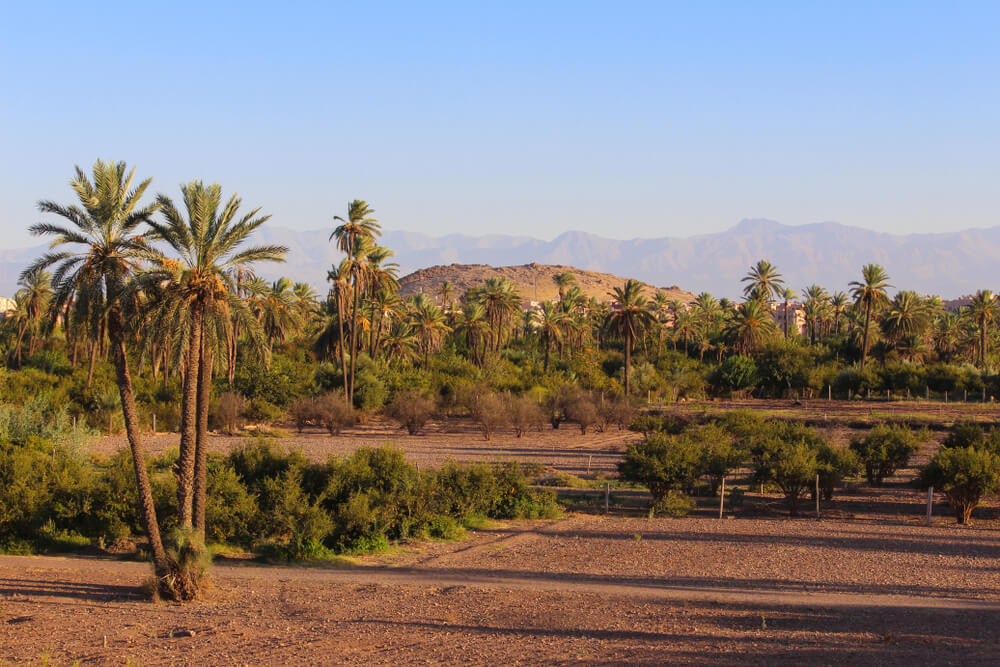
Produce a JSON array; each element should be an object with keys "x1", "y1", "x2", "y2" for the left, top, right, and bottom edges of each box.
[{"x1": 3, "y1": 219, "x2": 1000, "y2": 298}]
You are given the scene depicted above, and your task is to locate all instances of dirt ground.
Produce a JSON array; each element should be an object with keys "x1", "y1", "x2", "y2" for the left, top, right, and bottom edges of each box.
[{"x1": 2, "y1": 515, "x2": 1000, "y2": 665}]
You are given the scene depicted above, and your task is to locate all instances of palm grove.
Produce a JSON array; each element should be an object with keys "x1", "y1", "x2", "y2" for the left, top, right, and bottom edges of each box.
[{"x1": 5, "y1": 160, "x2": 1000, "y2": 599}]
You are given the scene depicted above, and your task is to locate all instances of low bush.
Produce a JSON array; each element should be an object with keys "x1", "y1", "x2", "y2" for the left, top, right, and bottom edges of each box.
[
  {"x1": 917, "y1": 446, "x2": 1000, "y2": 524},
  {"x1": 850, "y1": 424, "x2": 927, "y2": 486},
  {"x1": 564, "y1": 394, "x2": 599, "y2": 434},
  {"x1": 618, "y1": 433, "x2": 703, "y2": 502},
  {"x1": 385, "y1": 390, "x2": 436, "y2": 435},
  {"x1": 314, "y1": 392, "x2": 355, "y2": 435},
  {"x1": 507, "y1": 395, "x2": 545, "y2": 437},
  {"x1": 464, "y1": 391, "x2": 507, "y2": 440},
  {"x1": 649, "y1": 491, "x2": 696, "y2": 518}
]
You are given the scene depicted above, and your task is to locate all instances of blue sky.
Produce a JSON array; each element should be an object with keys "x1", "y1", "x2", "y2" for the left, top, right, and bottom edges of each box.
[{"x1": 1, "y1": 1, "x2": 998, "y2": 247}]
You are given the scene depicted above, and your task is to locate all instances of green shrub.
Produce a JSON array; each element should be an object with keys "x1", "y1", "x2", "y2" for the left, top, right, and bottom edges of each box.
[
  {"x1": 752, "y1": 436, "x2": 818, "y2": 516},
  {"x1": 649, "y1": 490, "x2": 695, "y2": 518},
  {"x1": 619, "y1": 433, "x2": 703, "y2": 501},
  {"x1": 917, "y1": 446, "x2": 1000, "y2": 524},
  {"x1": 850, "y1": 424, "x2": 926, "y2": 485},
  {"x1": 942, "y1": 422, "x2": 985, "y2": 450},
  {"x1": 696, "y1": 424, "x2": 746, "y2": 495},
  {"x1": 385, "y1": 389, "x2": 436, "y2": 435},
  {"x1": 205, "y1": 462, "x2": 259, "y2": 545},
  {"x1": 815, "y1": 444, "x2": 860, "y2": 500}
]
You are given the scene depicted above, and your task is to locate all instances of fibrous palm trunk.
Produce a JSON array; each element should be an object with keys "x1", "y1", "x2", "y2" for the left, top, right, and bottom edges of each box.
[
  {"x1": 176, "y1": 302, "x2": 203, "y2": 528},
  {"x1": 193, "y1": 335, "x2": 213, "y2": 537}
]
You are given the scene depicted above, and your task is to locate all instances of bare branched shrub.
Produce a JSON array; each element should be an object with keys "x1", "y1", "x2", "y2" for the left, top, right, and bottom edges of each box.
[
  {"x1": 386, "y1": 390, "x2": 436, "y2": 435},
  {"x1": 214, "y1": 392, "x2": 246, "y2": 435},
  {"x1": 289, "y1": 397, "x2": 317, "y2": 433},
  {"x1": 464, "y1": 391, "x2": 508, "y2": 441},
  {"x1": 597, "y1": 397, "x2": 634, "y2": 432},
  {"x1": 507, "y1": 395, "x2": 545, "y2": 438},
  {"x1": 565, "y1": 393, "x2": 598, "y2": 434},
  {"x1": 314, "y1": 392, "x2": 356, "y2": 435}
]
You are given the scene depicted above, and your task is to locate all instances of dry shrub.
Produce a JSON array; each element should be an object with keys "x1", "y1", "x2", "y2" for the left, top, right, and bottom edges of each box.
[
  {"x1": 289, "y1": 397, "x2": 317, "y2": 433},
  {"x1": 214, "y1": 392, "x2": 246, "y2": 435},
  {"x1": 314, "y1": 392, "x2": 356, "y2": 435},
  {"x1": 464, "y1": 391, "x2": 508, "y2": 440},
  {"x1": 386, "y1": 389, "x2": 436, "y2": 435},
  {"x1": 564, "y1": 393, "x2": 598, "y2": 434},
  {"x1": 597, "y1": 397, "x2": 634, "y2": 432},
  {"x1": 507, "y1": 395, "x2": 545, "y2": 438}
]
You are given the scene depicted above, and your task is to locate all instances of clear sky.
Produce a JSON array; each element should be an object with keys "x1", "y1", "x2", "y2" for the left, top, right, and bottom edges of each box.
[{"x1": 1, "y1": 1, "x2": 998, "y2": 247}]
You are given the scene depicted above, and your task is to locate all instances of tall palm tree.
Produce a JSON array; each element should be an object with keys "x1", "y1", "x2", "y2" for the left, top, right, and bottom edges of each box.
[
  {"x1": 437, "y1": 280, "x2": 455, "y2": 310},
  {"x1": 604, "y1": 279, "x2": 655, "y2": 397},
  {"x1": 829, "y1": 291, "x2": 848, "y2": 335},
  {"x1": 537, "y1": 301, "x2": 567, "y2": 372},
  {"x1": 148, "y1": 181, "x2": 285, "y2": 534},
  {"x1": 24, "y1": 160, "x2": 183, "y2": 597},
  {"x1": 778, "y1": 287, "x2": 796, "y2": 338},
  {"x1": 966, "y1": 290, "x2": 998, "y2": 369},
  {"x1": 741, "y1": 260, "x2": 784, "y2": 305},
  {"x1": 849, "y1": 264, "x2": 892, "y2": 369},
  {"x1": 726, "y1": 299, "x2": 778, "y2": 354},
  {"x1": 326, "y1": 259, "x2": 352, "y2": 403},
  {"x1": 456, "y1": 301, "x2": 489, "y2": 365},
  {"x1": 881, "y1": 290, "x2": 931, "y2": 353},
  {"x1": 407, "y1": 294, "x2": 451, "y2": 368}
]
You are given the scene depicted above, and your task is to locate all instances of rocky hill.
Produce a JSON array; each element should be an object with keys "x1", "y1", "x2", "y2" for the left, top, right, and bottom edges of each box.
[{"x1": 397, "y1": 262, "x2": 695, "y2": 306}]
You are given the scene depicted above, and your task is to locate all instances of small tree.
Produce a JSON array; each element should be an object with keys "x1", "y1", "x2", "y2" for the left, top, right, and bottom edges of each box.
[
  {"x1": 597, "y1": 397, "x2": 634, "y2": 432},
  {"x1": 850, "y1": 424, "x2": 926, "y2": 485},
  {"x1": 214, "y1": 392, "x2": 246, "y2": 435},
  {"x1": 314, "y1": 392, "x2": 355, "y2": 435},
  {"x1": 385, "y1": 390, "x2": 436, "y2": 436},
  {"x1": 942, "y1": 422, "x2": 985, "y2": 450},
  {"x1": 507, "y1": 396, "x2": 545, "y2": 438},
  {"x1": 565, "y1": 394, "x2": 599, "y2": 434},
  {"x1": 289, "y1": 397, "x2": 317, "y2": 433},
  {"x1": 815, "y1": 443, "x2": 861, "y2": 501},
  {"x1": 715, "y1": 355, "x2": 758, "y2": 397},
  {"x1": 466, "y1": 392, "x2": 507, "y2": 440},
  {"x1": 695, "y1": 424, "x2": 745, "y2": 496},
  {"x1": 753, "y1": 437, "x2": 818, "y2": 516},
  {"x1": 618, "y1": 433, "x2": 703, "y2": 502},
  {"x1": 917, "y1": 446, "x2": 1000, "y2": 524}
]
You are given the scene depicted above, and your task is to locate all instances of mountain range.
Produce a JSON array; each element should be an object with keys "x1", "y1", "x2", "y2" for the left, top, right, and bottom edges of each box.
[{"x1": 2, "y1": 219, "x2": 999, "y2": 299}]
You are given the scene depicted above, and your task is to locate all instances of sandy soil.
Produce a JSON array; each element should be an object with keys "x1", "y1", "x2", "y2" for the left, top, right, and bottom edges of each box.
[{"x1": 2, "y1": 515, "x2": 1000, "y2": 665}]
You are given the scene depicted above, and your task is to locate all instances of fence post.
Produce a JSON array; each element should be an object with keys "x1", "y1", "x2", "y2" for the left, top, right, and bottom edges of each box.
[
  {"x1": 926, "y1": 486, "x2": 934, "y2": 526},
  {"x1": 828, "y1": 385, "x2": 832, "y2": 401},
  {"x1": 719, "y1": 477, "x2": 726, "y2": 519},
  {"x1": 815, "y1": 474, "x2": 820, "y2": 519},
  {"x1": 152, "y1": 412, "x2": 157, "y2": 434},
  {"x1": 964, "y1": 390, "x2": 968, "y2": 402}
]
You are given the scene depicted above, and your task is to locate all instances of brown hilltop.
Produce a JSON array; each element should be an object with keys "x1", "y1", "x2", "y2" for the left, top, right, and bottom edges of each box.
[{"x1": 398, "y1": 263, "x2": 695, "y2": 305}]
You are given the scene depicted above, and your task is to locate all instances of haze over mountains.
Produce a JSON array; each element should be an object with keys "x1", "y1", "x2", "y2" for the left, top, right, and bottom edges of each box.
[{"x1": 3, "y1": 219, "x2": 999, "y2": 299}]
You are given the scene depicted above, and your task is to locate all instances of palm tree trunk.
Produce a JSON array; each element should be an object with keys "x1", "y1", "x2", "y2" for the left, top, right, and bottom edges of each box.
[
  {"x1": 336, "y1": 296, "x2": 349, "y2": 405},
  {"x1": 624, "y1": 331, "x2": 632, "y2": 397},
  {"x1": 86, "y1": 339, "x2": 98, "y2": 389},
  {"x1": 193, "y1": 335, "x2": 213, "y2": 538},
  {"x1": 861, "y1": 303, "x2": 872, "y2": 370},
  {"x1": 107, "y1": 308, "x2": 174, "y2": 593},
  {"x1": 349, "y1": 283, "x2": 360, "y2": 401},
  {"x1": 177, "y1": 302, "x2": 203, "y2": 528},
  {"x1": 544, "y1": 332, "x2": 550, "y2": 373}
]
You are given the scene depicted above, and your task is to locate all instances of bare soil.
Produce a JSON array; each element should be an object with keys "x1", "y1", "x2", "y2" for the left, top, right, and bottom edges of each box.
[{"x1": 2, "y1": 515, "x2": 1000, "y2": 665}]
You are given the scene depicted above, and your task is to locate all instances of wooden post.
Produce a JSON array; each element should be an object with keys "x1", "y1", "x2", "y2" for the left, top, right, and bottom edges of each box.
[
  {"x1": 828, "y1": 385, "x2": 831, "y2": 401},
  {"x1": 815, "y1": 474, "x2": 820, "y2": 519},
  {"x1": 945, "y1": 391, "x2": 949, "y2": 403},
  {"x1": 964, "y1": 389, "x2": 968, "y2": 402},
  {"x1": 605, "y1": 483, "x2": 610, "y2": 514},
  {"x1": 926, "y1": 486, "x2": 934, "y2": 526},
  {"x1": 719, "y1": 477, "x2": 726, "y2": 519},
  {"x1": 152, "y1": 412, "x2": 156, "y2": 434},
  {"x1": 587, "y1": 455, "x2": 592, "y2": 475}
]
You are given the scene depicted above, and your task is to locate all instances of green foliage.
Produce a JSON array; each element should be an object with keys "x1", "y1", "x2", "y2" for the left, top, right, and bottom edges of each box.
[
  {"x1": 917, "y1": 446, "x2": 1000, "y2": 524},
  {"x1": 751, "y1": 434, "x2": 819, "y2": 516},
  {"x1": 649, "y1": 490, "x2": 696, "y2": 518},
  {"x1": 815, "y1": 444, "x2": 861, "y2": 500},
  {"x1": 714, "y1": 355, "x2": 758, "y2": 394},
  {"x1": 619, "y1": 432, "x2": 704, "y2": 501},
  {"x1": 850, "y1": 424, "x2": 927, "y2": 485}
]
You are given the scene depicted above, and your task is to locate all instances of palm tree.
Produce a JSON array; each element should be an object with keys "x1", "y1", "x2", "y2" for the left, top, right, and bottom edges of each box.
[
  {"x1": 779, "y1": 287, "x2": 796, "y2": 338},
  {"x1": 553, "y1": 271, "x2": 576, "y2": 303},
  {"x1": 148, "y1": 181, "x2": 285, "y2": 534},
  {"x1": 604, "y1": 280, "x2": 655, "y2": 397},
  {"x1": 726, "y1": 299, "x2": 778, "y2": 354},
  {"x1": 456, "y1": 301, "x2": 489, "y2": 365},
  {"x1": 437, "y1": 280, "x2": 455, "y2": 310},
  {"x1": 801, "y1": 285, "x2": 829, "y2": 344},
  {"x1": 881, "y1": 290, "x2": 931, "y2": 353},
  {"x1": 24, "y1": 160, "x2": 183, "y2": 598},
  {"x1": 251, "y1": 277, "x2": 304, "y2": 368},
  {"x1": 742, "y1": 260, "x2": 784, "y2": 304},
  {"x1": 326, "y1": 259, "x2": 352, "y2": 403},
  {"x1": 966, "y1": 290, "x2": 998, "y2": 368},
  {"x1": 537, "y1": 301, "x2": 567, "y2": 372},
  {"x1": 408, "y1": 294, "x2": 451, "y2": 368},
  {"x1": 849, "y1": 264, "x2": 892, "y2": 369},
  {"x1": 829, "y1": 291, "x2": 848, "y2": 334}
]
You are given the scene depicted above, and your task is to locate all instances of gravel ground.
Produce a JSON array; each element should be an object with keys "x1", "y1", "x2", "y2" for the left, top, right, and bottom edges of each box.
[{"x1": 2, "y1": 515, "x2": 1000, "y2": 665}]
